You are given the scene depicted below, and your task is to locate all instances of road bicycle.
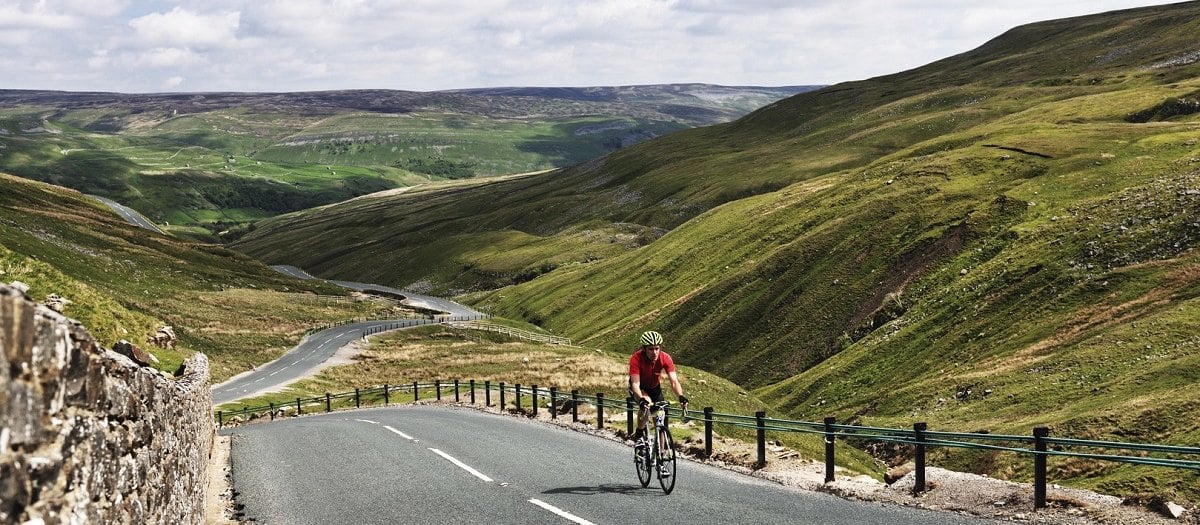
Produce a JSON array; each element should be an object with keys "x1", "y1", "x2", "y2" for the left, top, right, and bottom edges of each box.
[{"x1": 634, "y1": 400, "x2": 683, "y2": 494}]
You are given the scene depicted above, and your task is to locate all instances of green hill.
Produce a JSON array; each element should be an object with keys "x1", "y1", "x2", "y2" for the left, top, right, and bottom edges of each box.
[
  {"x1": 0, "y1": 173, "x2": 399, "y2": 380},
  {"x1": 233, "y1": 2, "x2": 1200, "y2": 502},
  {"x1": 0, "y1": 85, "x2": 811, "y2": 240}
]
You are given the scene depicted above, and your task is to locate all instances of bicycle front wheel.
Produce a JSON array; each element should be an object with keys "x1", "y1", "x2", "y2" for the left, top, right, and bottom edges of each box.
[{"x1": 657, "y1": 427, "x2": 677, "y2": 494}]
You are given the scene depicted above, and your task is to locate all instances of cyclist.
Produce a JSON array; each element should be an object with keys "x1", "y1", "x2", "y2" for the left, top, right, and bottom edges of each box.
[{"x1": 629, "y1": 330, "x2": 688, "y2": 474}]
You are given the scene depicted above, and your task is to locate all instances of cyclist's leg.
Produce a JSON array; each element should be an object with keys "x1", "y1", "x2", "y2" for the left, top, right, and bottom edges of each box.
[{"x1": 630, "y1": 386, "x2": 649, "y2": 441}]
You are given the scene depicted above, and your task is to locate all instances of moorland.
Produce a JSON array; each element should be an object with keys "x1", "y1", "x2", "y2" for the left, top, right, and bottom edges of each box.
[{"x1": 3, "y1": 1, "x2": 1200, "y2": 508}]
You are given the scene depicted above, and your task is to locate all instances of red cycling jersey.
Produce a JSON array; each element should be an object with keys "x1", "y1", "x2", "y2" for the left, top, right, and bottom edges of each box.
[{"x1": 629, "y1": 348, "x2": 676, "y2": 390}]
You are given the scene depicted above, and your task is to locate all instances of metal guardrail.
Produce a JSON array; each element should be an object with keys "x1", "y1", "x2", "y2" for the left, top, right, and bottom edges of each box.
[{"x1": 215, "y1": 379, "x2": 1200, "y2": 511}]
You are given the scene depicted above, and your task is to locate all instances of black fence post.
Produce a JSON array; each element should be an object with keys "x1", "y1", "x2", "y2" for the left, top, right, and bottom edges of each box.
[
  {"x1": 325, "y1": 393, "x2": 332, "y2": 412},
  {"x1": 469, "y1": 380, "x2": 476, "y2": 404},
  {"x1": 532, "y1": 385, "x2": 538, "y2": 417},
  {"x1": 550, "y1": 387, "x2": 558, "y2": 419},
  {"x1": 355, "y1": 388, "x2": 361, "y2": 408},
  {"x1": 296, "y1": 397, "x2": 302, "y2": 415},
  {"x1": 516, "y1": 383, "x2": 522, "y2": 412},
  {"x1": 756, "y1": 411, "x2": 767, "y2": 469},
  {"x1": 484, "y1": 380, "x2": 491, "y2": 406},
  {"x1": 268, "y1": 402, "x2": 275, "y2": 421},
  {"x1": 597, "y1": 393, "x2": 605, "y2": 430},
  {"x1": 384, "y1": 384, "x2": 390, "y2": 406},
  {"x1": 413, "y1": 381, "x2": 419, "y2": 402},
  {"x1": 435, "y1": 379, "x2": 441, "y2": 401},
  {"x1": 217, "y1": 411, "x2": 223, "y2": 427},
  {"x1": 571, "y1": 390, "x2": 579, "y2": 422},
  {"x1": 1034, "y1": 426, "x2": 1049, "y2": 509},
  {"x1": 242, "y1": 406, "x2": 248, "y2": 422},
  {"x1": 626, "y1": 397, "x2": 634, "y2": 436},
  {"x1": 914, "y1": 422, "x2": 927, "y2": 494},
  {"x1": 455, "y1": 379, "x2": 460, "y2": 403},
  {"x1": 500, "y1": 382, "x2": 506, "y2": 411},
  {"x1": 703, "y1": 407, "x2": 713, "y2": 458},
  {"x1": 824, "y1": 416, "x2": 837, "y2": 483}
]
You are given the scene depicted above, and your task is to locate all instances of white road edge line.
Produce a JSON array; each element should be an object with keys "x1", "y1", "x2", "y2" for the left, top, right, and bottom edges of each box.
[
  {"x1": 384, "y1": 425, "x2": 413, "y2": 439},
  {"x1": 355, "y1": 419, "x2": 379, "y2": 425},
  {"x1": 528, "y1": 499, "x2": 596, "y2": 525},
  {"x1": 428, "y1": 448, "x2": 493, "y2": 482}
]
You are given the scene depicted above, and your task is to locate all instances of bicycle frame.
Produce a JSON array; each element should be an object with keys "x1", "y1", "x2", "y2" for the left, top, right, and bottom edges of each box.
[{"x1": 635, "y1": 401, "x2": 677, "y2": 493}]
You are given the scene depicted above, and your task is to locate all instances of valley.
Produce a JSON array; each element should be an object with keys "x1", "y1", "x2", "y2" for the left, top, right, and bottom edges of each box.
[{"x1": 3, "y1": 1, "x2": 1200, "y2": 516}]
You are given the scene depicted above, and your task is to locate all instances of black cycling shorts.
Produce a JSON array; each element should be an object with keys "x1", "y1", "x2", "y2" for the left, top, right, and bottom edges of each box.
[{"x1": 629, "y1": 385, "x2": 664, "y2": 403}]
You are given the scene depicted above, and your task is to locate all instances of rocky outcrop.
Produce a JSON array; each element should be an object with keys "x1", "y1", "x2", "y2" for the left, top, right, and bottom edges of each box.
[{"x1": 1, "y1": 284, "x2": 212, "y2": 524}]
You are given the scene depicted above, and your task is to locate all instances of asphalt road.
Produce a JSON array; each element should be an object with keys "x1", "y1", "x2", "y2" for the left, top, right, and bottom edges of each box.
[
  {"x1": 90, "y1": 195, "x2": 164, "y2": 234},
  {"x1": 211, "y1": 319, "x2": 435, "y2": 405},
  {"x1": 226, "y1": 406, "x2": 998, "y2": 525},
  {"x1": 270, "y1": 264, "x2": 485, "y2": 318}
]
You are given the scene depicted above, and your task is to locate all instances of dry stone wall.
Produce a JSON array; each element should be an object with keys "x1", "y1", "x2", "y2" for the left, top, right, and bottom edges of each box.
[{"x1": 0, "y1": 284, "x2": 213, "y2": 524}]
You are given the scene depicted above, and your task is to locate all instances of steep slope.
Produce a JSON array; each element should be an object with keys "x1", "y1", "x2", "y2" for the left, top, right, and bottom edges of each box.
[
  {"x1": 0, "y1": 172, "x2": 371, "y2": 377},
  {"x1": 235, "y1": 2, "x2": 1200, "y2": 501}
]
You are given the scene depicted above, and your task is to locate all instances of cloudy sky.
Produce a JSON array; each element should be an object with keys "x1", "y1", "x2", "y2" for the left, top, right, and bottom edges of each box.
[{"x1": 0, "y1": 0, "x2": 1180, "y2": 93}]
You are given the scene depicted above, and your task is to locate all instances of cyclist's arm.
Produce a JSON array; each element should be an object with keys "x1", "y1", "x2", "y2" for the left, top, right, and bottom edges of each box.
[
  {"x1": 630, "y1": 372, "x2": 650, "y2": 402},
  {"x1": 666, "y1": 370, "x2": 684, "y2": 400}
]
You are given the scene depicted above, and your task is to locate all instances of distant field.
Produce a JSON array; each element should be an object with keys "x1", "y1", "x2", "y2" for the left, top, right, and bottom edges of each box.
[{"x1": 0, "y1": 86, "x2": 810, "y2": 240}]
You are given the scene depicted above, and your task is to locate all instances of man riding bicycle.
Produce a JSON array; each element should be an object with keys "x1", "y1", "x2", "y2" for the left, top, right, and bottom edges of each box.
[{"x1": 629, "y1": 330, "x2": 688, "y2": 474}]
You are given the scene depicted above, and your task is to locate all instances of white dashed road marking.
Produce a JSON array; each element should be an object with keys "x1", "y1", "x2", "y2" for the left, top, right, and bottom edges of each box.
[
  {"x1": 428, "y1": 448, "x2": 493, "y2": 482},
  {"x1": 528, "y1": 499, "x2": 596, "y2": 525},
  {"x1": 384, "y1": 425, "x2": 414, "y2": 440}
]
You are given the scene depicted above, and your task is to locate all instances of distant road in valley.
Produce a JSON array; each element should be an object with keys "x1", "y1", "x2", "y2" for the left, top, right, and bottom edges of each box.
[
  {"x1": 209, "y1": 268, "x2": 486, "y2": 404},
  {"x1": 89, "y1": 196, "x2": 488, "y2": 404},
  {"x1": 225, "y1": 406, "x2": 997, "y2": 525},
  {"x1": 271, "y1": 264, "x2": 484, "y2": 318},
  {"x1": 211, "y1": 319, "x2": 436, "y2": 405},
  {"x1": 90, "y1": 195, "x2": 164, "y2": 234}
]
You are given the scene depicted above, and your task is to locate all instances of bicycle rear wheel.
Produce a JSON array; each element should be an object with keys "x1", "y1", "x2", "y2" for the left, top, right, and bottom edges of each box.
[
  {"x1": 634, "y1": 436, "x2": 652, "y2": 487},
  {"x1": 656, "y1": 427, "x2": 677, "y2": 494}
]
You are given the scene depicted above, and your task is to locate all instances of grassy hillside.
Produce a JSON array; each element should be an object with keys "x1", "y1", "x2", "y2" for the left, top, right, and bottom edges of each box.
[
  {"x1": 0, "y1": 85, "x2": 810, "y2": 240},
  {"x1": 234, "y1": 2, "x2": 1200, "y2": 502},
  {"x1": 0, "y1": 172, "x2": 396, "y2": 379}
]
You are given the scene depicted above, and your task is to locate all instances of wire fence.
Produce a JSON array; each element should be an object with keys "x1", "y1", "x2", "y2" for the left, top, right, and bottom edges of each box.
[{"x1": 215, "y1": 379, "x2": 1200, "y2": 510}]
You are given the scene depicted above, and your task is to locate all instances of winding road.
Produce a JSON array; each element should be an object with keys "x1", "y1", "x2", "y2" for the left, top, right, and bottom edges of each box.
[
  {"x1": 224, "y1": 406, "x2": 998, "y2": 524},
  {"x1": 211, "y1": 319, "x2": 440, "y2": 405},
  {"x1": 90, "y1": 195, "x2": 485, "y2": 404},
  {"x1": 89, "y1": 195, "x2": 164, "y2": 234}
]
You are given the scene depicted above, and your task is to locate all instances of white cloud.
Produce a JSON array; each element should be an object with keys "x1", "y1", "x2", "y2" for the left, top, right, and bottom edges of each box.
[
  {"x1": 0, "y1": 0, "x2": 1185, "y2": 92},
  {"x1": 0, "y1": 3, "x2": 82, "y2": 29},
  {"x1": 162, "y1": 75, "x2": 185, "y2": 89},
  {"x1": 128, "y1": 7, "x2": 241, "y2": 48},
  {"x1": 62, "y1": 0, "x2": 131, "y2": 18},
  {"x1": 88, "y1": 49, "x2": 111, "y2": 69},
  {"x1": 132, "y1": 47, "x2": 206, "y2": 68}
]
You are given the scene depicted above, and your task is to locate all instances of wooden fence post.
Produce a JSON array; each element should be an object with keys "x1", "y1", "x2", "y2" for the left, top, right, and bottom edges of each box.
[
  {"x1": 1034, "y1": 426, "x2": 1049, "y2": 509},
  {"x1": 824, "y1": 416, "x2": 837, "y2": 483},
  {"x1": 703, "y1": 407, "x2": 713, "y2": 458},
  {"x1": 596, "y1": 393, "x2": 605, "y2": 429},
  {"x1": 756, "y1": 411, "x2": 767, "y2": 469},
  {"x1": 914, "y1": 422, "x2": 927, "y2": 493}
]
